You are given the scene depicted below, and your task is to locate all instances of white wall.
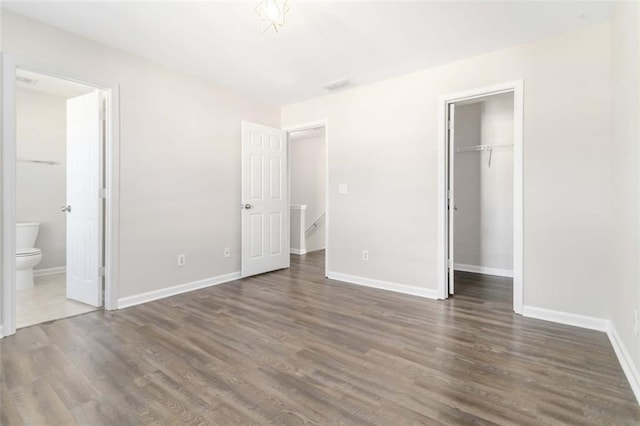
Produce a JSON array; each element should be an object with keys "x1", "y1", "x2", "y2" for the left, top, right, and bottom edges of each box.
[
  {"x1": 453, "y1": 94, "x2": 514, "y2": 274},
  {"x1": 478, "y1": 95, "x2": 513, "y2": 270},
  {"x1": 290, "y1": 128, "x2": 326, "y2": 253},
  {"x1": 0, "y1": 10, "x2": 280, "y2": 313},
  {"x1": 610, "y1": 1, "x2": 640, "y2": 382},
  {"x1": 282, "y1": 22, "x2": 612, "y2": 317},
  {"x1": 290, "y1": 205, "x2": 306, "y2": 253},
  {"x1": 16, "y1": 87, "x2": 66, "y2": 270}
]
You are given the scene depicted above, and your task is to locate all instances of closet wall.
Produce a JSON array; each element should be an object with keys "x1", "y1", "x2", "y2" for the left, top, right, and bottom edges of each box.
[{"x1": 454, "y1": 93, "x2": 514, "y2": 276}]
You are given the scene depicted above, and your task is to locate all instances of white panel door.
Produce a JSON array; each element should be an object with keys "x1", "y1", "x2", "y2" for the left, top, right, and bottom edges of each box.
[
  {"x1": 448, "y1": 103, "x2": 456, "y2": 295},
  {"x1": 241, "y1": 121, "x2": 289, "y2": 277},
  {"x1": 66, "y1": 91, "x2": 103, "y2": 306}
]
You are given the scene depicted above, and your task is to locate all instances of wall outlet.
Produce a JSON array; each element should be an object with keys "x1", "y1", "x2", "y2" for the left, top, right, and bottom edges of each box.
[
  {"x1": 224, "y1": 248, "x2": 231, "y2": 258},
  {"x1": 338, "y1": 184, "x2": 348, "y2": 194},
  {"x1": 634, "y1": 309, "x2": 639, "y2": 336},
  {"x1": 177, "y1": 254, "x2": 186, "y2": 266},
  {"x1": 362, "y1": 250, "x2": 369, "y2": 261}
]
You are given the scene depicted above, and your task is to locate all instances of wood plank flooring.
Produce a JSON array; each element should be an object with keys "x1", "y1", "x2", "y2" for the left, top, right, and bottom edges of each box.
[{"x1": 2, "y1": 250, "x2": 639, "y2": 425}]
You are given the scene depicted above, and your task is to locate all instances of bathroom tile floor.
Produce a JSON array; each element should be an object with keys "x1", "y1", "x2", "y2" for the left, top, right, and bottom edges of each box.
[{"x1": 15, "y1": 273, "x2": 98, "y2": 329}]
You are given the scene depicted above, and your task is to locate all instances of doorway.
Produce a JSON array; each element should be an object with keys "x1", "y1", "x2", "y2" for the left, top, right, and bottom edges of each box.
[
  {"x1": 239, "y1": 120, "x2": 328, "y2": 279},
  {"x1": 14, "y1": 70, "x2": 104, "y2": 328},
  {"x1": 450, "y1": 92, "x2": 514, "y2": 307},
  {"x1": 438, "y1": 81, "x2": 524, "y2": 313},
  {"x1": 1, "y1": 55, "x2": 120, "y2": 337},
  {"x1": 288, "y1": 126, "x2": 326, "y2": 273},
  {"x1": 286, "y1": 122, "x2": 328, "y2": 278}
]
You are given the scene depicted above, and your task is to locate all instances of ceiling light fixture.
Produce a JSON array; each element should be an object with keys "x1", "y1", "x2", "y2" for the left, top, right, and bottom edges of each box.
[{"x1": 256, "y1": 0, "x2": 289, "y2": 34}]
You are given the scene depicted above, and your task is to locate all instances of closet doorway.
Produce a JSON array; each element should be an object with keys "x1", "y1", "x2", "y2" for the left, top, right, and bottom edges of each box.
[{"x1": 438, "y1": 81, "x2": 524, "y2": 313}]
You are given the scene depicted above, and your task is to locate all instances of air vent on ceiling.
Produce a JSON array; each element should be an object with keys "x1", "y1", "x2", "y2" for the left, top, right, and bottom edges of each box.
[
  {"x1": 324, "y1": 79, "x2": 350, "y2": 92},
  {"x1": 17, "y1": 76, "x2": 38, "y2": 85}
]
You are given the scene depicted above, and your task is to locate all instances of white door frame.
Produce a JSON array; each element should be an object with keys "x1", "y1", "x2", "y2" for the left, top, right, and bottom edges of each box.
[
  {"x1": 283, "y1": 120, "x2": 329, "y2": 278},
  {"x1": 1, "y1": 56, "x2": 120, "y2": 337},
  {"x1": 437, "y1": 80, "x2": 524, "y2": 313}
]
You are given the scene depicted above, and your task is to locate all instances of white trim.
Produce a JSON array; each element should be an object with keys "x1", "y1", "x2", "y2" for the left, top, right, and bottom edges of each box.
[
  {"x1": 290, "y1": 248, "x2": 307, "y2": 255},
  {"x1": 1, "y1": 54, "x2": 17, "y2": 337},
  {"x1": 522, "y1": 305, "x2": 640, "y2": 404},
  {"x1": 454, "y1": 263, "x2": 513, "y2": 278},
  {"x1": 328, "y1": 272, "x2": 439, "y2": 300},
  {"x1": 104, "y1": 85, "x2": 120, "y2": 311},
  {"x1": 33, "y1": 266, "x2": 66, "y2": 277},
  {"x1": 437, "y1": 80, "x2": 524, "y2": 313},
  {"x1": 607, "y1": 322, "x2": 640, "y2": 404},
  {"x1": 522, "y1": 305, "x2": 608, "y2": 331},
  {"x1": 285, "y1": 119, "x2": 329, "y2": 278},
  {"x1": 512, "y1": 81, "x2": 524, "y2": 315},
  {"x1": 290, "y1": 204, "x2": 308, "y2": 210},
  {"x1": 117, "y1": 271, "x2": 241, "y2": 309}
]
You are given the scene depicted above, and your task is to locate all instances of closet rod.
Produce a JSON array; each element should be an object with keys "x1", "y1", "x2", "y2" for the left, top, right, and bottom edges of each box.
[
  {"x1": 17, "y1": 159, "x2": 60, "y2": 166},
  {"x1": 455, "y1": 144, "x2": 513, "y2": 153}
]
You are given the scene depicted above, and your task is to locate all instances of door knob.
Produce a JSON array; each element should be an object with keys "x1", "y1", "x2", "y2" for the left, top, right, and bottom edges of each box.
[
  {"x1": 242, "y1": 204, "x2": 252, "y2": 210},
  {"x1": 61, "y1": 205, "x2": 71, "y2": 213}
]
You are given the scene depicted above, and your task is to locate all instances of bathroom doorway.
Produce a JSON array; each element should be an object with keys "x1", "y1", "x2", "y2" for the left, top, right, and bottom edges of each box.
[
  {"x1": 287, "y1": 123, "x2": 328, "y2": 278},
  {"x1": 14, "y1": 69, "x2": 104, "y2": 328}
]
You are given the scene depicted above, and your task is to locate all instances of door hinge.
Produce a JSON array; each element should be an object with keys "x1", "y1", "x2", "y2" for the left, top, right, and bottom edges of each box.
[
  {"x1": 99, "y1": 109, "x2": 106, "y2": 121},
  {"x1": 99, "y1": 188, "x2": 107, "y2": 199},
  {"x1": 447, "y1": 120, "x2": 452, "y2": 130},
  {"x1": 99, "y1": 266, "x2": 106, "y2": 277},
  {"x1": 448, "y1": 258, "x2": 452, "y2": 268}
]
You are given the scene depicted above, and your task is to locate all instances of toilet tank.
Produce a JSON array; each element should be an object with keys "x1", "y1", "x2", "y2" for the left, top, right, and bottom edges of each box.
[{"x1": 16, "y1": 222, "x2": 40, "y2": 248}]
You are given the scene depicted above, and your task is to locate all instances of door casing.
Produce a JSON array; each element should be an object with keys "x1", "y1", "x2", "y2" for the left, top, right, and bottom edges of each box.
[
  {"x1": 437, "y1": 80, "x2": 524, "y2": 313},
  {"x1": 0, "y1": 55, "x2": 121, "y2": 337}
]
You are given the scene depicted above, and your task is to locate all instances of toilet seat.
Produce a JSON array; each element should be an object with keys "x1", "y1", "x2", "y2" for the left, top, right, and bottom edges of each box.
[{"x1": 17, "y1": 247, "x2": 41, "y2": 257}]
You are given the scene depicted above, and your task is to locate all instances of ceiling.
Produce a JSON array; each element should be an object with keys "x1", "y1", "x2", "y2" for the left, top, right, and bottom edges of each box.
[
  {"x1": 17, "y1": 69, "x2": 96, "y2": 98},
  {"x1": 3, "y1": 1, "x2": 614, "y2": 106}
]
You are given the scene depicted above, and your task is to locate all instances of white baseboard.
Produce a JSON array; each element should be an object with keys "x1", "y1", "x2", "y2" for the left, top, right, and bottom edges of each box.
[
  {"x1": 117, "y1": 271, "x2": 241, "y2": 309},
  {"x1": 327, "y1": 272, "x2": 438, "y2": 299},
  {"x1": 454, "y1": 263, "x2": 513, "y2": 278},
  {"x1": 33, "y1": 266, "x2": 66, "y2": 277},
  {"x1": 290, "y1": 248, "x2": 307, "y2": 255},
  {"x1": 607, "y1": 322, "x2": 640, "y2": 404},
  {"x1": 523, "y1": 305, "x2": 639, "y2": 404},
  {"x1": 522, "y1": 305, "x2": 608, "y2": 331},
  {"x1": 0, "y1": 324, "x2": 4, "y2": 338}
]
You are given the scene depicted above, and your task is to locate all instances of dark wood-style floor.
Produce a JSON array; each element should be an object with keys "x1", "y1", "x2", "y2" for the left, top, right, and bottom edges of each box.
[{"x1": 2, "y1": 251, "x2": 639, "y2": 425}]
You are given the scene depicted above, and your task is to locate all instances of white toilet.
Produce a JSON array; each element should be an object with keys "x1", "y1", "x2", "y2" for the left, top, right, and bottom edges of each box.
[{"x1": 16, "y1": 222, "x2": 42, "y2": 290}]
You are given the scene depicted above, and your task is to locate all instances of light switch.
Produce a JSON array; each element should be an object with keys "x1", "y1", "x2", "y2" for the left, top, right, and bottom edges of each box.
[{"x1": 338, "y1": 184, "x2": 348, "y2": 194}]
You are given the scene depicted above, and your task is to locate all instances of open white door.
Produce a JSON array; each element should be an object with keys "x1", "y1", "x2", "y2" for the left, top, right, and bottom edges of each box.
[
  {"x1": 448, "y1": 103, "x2": 456, "y2": 295},
  {"x1": 66, "y1": 91, "x2": 103, "y2": 306},
  {"x1": 241, "y1": 121, "x2": 289, "y2": 277}
]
